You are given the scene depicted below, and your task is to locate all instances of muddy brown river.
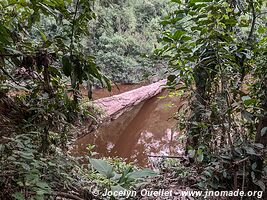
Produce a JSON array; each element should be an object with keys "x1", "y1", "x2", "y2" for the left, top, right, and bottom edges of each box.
[{"x1": 73, "y1": 84, "x2": 184, "y2": 167}]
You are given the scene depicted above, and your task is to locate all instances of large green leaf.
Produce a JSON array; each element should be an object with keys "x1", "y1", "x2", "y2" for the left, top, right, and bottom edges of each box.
[
  {"x1": 173, "y1": 30, "x2": 186, "y2": 40},
  {"x1": 127, "y1": 168, "x2": 157, "y2": 179},
  {"x1": 90, "y1": 158, "x2": 114, "y2": 179},
  {"x1": 103, "y1": 76, "x2": 112, "y2": 92},
  {"x1": 110, "y1": 185, "x2": 127, "y2": 193}
]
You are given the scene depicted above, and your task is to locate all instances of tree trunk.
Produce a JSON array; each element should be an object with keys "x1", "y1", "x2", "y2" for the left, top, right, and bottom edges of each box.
[{"x1": 94, "y1": 80, "x2": 166, "y2": 120}]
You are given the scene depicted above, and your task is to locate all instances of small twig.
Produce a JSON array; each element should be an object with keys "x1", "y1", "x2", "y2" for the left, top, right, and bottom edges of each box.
[
  {"x1": 148, "y1": 155, "x2": 184, "y2": 159},
  {"x1": 0, "y1": 66, "x2": 23, "y2": 86},
  {"x1": 247, "y1": 0, "x2": 257, "y2": 45},
  {"x1": 256, "y1": 11, "x2": 267, "y2": 17},
  {"x1": 234, "y1": 157, "x2": 249, "y2": 165},
  {"x1": 241, "y1": 163, "x2": 246, "y2": 200}
]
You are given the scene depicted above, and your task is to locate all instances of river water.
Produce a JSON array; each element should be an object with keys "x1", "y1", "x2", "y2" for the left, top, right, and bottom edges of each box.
[{"x1": 73, "y1": 84, "x2": 184, "y2": 167}]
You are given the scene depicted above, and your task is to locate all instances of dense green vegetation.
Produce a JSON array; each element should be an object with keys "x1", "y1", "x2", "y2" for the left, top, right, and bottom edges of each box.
[
  {"x1": 160, "y1": 0, "x2": 267, "y2": 193},
  {"x1": 0, "y1": 0, "x2": 266, "y2": 199},
  {"x1": 88, "y1": 0, "x2": 169, "y2": 83},
  {"x1": 0, "y1": 0, "x2": 159, "y2": 199}
]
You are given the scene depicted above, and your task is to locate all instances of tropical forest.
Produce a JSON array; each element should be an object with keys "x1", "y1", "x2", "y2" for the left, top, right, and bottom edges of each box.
[{"x1": 0, "y1": 0, "x2": 267, "y2": 199}]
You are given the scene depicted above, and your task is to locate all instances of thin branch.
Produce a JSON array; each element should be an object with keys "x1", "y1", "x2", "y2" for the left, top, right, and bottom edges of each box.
[
  {"x1": 256, "y1": 11, "x2": 267, "y2": 17},
  {"x1": 234, "y1": 157, "x2": 249, "y2": 165},
  {"x1": 241, "y1": 163, "x2": 246, "y2": 200},
  {"x1": 247, "y1": 0, "x2": 257, "y2": 46},
  {"x1": 148, "y1": 155, "x2": 184, "y2": 159},
  {"x1": 237, "y1": 0, "x2": 257, "y2": 88},
  {"x1": 70, "y1": 0, "x2": 80, "y2": 55}
]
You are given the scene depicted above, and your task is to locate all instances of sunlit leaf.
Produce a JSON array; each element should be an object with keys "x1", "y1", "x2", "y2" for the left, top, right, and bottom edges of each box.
[{"x1": 90, "y1": 158, "x2": 114, "y2": 179}]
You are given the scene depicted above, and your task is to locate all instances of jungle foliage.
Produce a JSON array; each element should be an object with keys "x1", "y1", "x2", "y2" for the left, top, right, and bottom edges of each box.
[
  {"x1": 0, "y1": 0, "x2": 164, "y2": 199},
  {"x1": 87, "y1": 0, "x2": 169, "y2": 83},
  {"x1": 0, "y1": 0, "x2": 103, "y2": 199},
  {"x1": 1, "y1": 0, "x2": 267, "y2": 199},
  {"x1": 160, "y1": 0, "x2": 267, "y2": 194}
]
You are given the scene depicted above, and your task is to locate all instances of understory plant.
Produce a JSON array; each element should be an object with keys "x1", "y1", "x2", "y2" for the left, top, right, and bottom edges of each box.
[
  {"x1": 160, "y1": 0, "x2": 267, "y2": 194},
  {"x1": 0, "y1": 133, "x2": 96, "y2": 200},
  {"x1": 0, "y1": 0, "x2": 111, "y2": 199},
  {"x1": 89, "y1": 158, "x2": 157, "y2": 198}
]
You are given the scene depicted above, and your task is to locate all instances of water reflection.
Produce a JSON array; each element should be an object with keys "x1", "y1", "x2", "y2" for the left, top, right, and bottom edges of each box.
[{"x1": 73, "y1": 91, "x2": 184, "y2": 166}]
